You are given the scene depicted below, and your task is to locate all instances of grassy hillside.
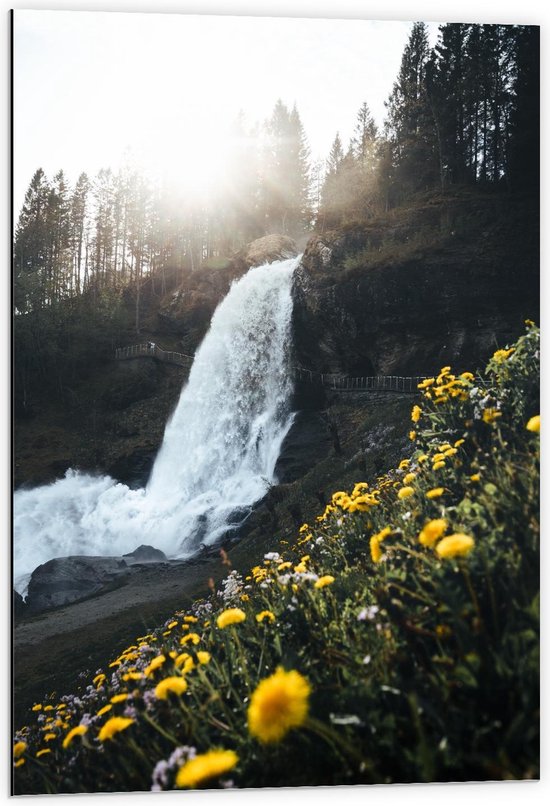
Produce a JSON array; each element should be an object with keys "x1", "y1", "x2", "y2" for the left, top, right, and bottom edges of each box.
[{"x1": 13, "y1": 323, "x2": 539, "y2": 793}]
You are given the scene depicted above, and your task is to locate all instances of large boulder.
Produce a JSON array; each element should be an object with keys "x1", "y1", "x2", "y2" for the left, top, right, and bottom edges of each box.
[
  {"x1": 26, "y1": 556, "x2": 130, "y2": 613},
  {"x1": 123, "y1": 544, "x2": 167, "y2": 564}
]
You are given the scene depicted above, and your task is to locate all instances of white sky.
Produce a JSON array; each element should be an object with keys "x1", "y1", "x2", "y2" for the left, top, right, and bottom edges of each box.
[{"x1": 13, "y1": 10, "x2": 440, "y2": 213}]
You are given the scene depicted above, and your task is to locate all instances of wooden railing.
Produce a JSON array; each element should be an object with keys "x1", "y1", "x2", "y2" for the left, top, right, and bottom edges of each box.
[
  {"x1": 114, "y1": 343, "x2": 193, "y2": 367},
  {"x1": 294, "y1": 366, "x2": 427, "y2": 393},
  {"x1": 115, "y1": 344, "x2": 432, "y2": 395}
]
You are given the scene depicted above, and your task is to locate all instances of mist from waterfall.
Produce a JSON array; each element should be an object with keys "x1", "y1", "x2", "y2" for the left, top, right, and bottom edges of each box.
[{"x1": 13, "y1": 256, "x2": 299, "y2": 594}]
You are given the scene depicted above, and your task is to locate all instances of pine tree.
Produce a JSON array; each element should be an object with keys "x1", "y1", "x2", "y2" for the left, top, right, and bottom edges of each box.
[
  {"x1": 14, "y1": 168, "x2": 51, "y2": 311},
  {"x1": 384, "y1": 22, "x2": 438, "y2": 198}
]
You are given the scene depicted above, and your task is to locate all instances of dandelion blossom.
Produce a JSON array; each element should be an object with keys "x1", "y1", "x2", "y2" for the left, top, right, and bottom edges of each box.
[
  {"x1": 176, "y1": 749, "x2": 238, "y2": 789},
  {"x1": 197, "y1": 651, "x2": 211, "y2": 665},
  {"x1": 216, "y1": 609, "x2": 246, "y2": 629},
  {"x1": 144, "y1": 655, "x2": 166, "y2": 677},
  {"x1": 483, "y1": 408, "x2": 501, "y2": 424},
  {"x1": 110, "y1": 693, "x2": 128, "y2": 704},
  {"x1": 411, "y1": 405, "x2": 422, "y2": 423},
  {"x1": 98, "y1": 717, "x2": 135, "y2": 742},
  {"x1": 526, "y1": 415, "x2": 540, "y2": 433},
  {"x1": 398, "y1": 486, "x2": 414, "y2": 500},
  {"x1": 248, "y1": 667, "x2": 311, "y2": 743},
  {"x1": 155, "y1": 676, "x2": 188, "y2": 700},
  {"x1": 426, "y1": 487, "x2": 445, "y2": 499},
  {"x1": 419, "y1": 519, "x2": 447, "y2": 547},
  {"x1": 436, "y1": 533, "x2": 475, "y2": 559},
  {"x1": 13, "y1": 741, "x2": 26, "y2": 759},
  {"x1": 256, "y1": 610, "x2": 276, "y2": 623},
  {"x1": 62, "y1": 725, "x2": 87, "y2": 750},
  {"x1": 180, "y1": 632, "x2": 201, "y2": 645},
  {"x1": 314, "y1": 575, "x2": 335, "y2": 589}
]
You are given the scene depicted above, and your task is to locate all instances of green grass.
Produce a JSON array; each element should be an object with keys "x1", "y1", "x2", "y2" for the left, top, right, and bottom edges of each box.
[{"x1": 13, "y1": 324, "x2": 540, "y2": 793}]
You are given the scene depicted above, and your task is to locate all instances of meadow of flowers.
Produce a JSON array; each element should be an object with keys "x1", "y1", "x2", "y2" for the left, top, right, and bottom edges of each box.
[{"x1": 13, "y1": 323, "x2": 540, "y2": 794}]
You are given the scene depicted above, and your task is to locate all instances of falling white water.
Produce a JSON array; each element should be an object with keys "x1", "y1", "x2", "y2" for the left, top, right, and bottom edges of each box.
[{"x1": 14, "y1": 256, "x2": 300, "y2": 595}]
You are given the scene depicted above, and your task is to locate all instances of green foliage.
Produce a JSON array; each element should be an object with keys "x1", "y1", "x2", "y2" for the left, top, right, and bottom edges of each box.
[{"x1": 13, "y1": 325, "x2": 539, "y2": 792}]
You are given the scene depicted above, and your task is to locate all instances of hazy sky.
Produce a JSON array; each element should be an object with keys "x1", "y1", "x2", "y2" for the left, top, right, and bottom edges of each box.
[{"x1": 13, "y1": 10, "x2": 439, "y2": 213}]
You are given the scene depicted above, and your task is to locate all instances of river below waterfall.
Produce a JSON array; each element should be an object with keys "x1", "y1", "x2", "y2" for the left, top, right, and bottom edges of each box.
[{"x1": 13, "y1": 256, "x2": 300, "y2": 595}]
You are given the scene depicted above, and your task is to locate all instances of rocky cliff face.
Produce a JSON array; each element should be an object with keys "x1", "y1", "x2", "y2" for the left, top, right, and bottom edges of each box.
[
  {"x1": 292, "y1": 192, "x2": 538, "y2": 396},
  {"x1": 155, "y1": 235, "x2": 298, "y2": 353}
]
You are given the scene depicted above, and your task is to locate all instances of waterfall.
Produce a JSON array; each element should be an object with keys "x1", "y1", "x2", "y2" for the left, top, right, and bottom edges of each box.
[{"x1": 13, "y1": 256, "x2": 300, "y2": 595}]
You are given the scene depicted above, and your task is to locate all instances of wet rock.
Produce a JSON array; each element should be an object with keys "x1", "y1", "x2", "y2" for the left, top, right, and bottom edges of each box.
[
  {"x1": 13, "y1": 590, "x2": 27, "y2": 619},
  {"x1": 275, "y1": 412, "x2": 333, "y2": 483},
  {"x1": 292, "y1": 197, "x2": 538, "y2": 380},
  {"x1": 123, "y1": 545, "x2": 167, "y2": 564},
  {"x1": 27, "y1": 556, "x2": 131, "y2": 613}
]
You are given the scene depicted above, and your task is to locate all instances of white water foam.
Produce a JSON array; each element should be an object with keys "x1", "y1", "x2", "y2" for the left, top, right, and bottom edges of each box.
[{"x1": 14, "y1": 256, "x2": 300, "y2": 595}]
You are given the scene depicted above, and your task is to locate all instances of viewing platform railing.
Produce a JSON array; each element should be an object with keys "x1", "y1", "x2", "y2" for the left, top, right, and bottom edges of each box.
[{"x1": 115, "y1": 344, "x2": 433, "y2": 394}]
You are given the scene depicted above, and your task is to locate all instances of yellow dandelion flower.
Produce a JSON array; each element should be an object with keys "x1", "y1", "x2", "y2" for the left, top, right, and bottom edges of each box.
[
  {"x1": 256, "y1": 610, "x2": 276, "y2": 623},
  {"x1": 184, "y1": 615, "x2": 198, "y2": 623},
  {"x1": 180, "y1": 632, "x2": 201, "y2": 645},
  {"x1": 294, "y1": 562, "x2": 307, "y2": 573},
  {"x1": 32, "y1": 704, "x2": 42, "y2": 712},
  {"x1": 403, "y1": 472, "x2": 416, "y2": 484},
  {"x1": 277, "y1": 561, "x2": 292, "y2": 571},
  {"x1": 432, "y1": 452, "x2": 446, "y2": 462},
  {"x1": 436, "y1": 533, "x2": 475, "y2": 559},
  {"x1": 398, "y1": 459, "x2": 410, "y2": 469},
  {"x1": 426, "y1": 487, "x2": 445, "y2": 499},
  {"x1": 314, "y1": 575, "x2": 335, "y2": 589},
  {"x1": 43, "y1": 733, "x2": 57, "y2": 742},
  {"x1": 36, "y1": 749, "x2": 51, "y2": 758},
  {"x1": 411, "y1": 405, "x2": 422, "y2": 423},
  {"x1": 122, "y1": 672, "x2": 144, "y2": 682},
  {"x1": 433, "y1": 460, "x2": 446, "y2": 470},
  {"x1": 98, "y1": 717, "x2": 135, "y2": 742},
  {"x1": 216, "y1": 609, "x2": 246, "y2": 629},
  {"x1": 444, "y1": 447, "x2": 457, "y2": 457},
  {"x1": 526, "y1": 415, "x2": 540, "y2": 433},
  {"x1": 299, "y1": 523, "x2": 310, "y2": 533},
  {"x1": 110, "y1": 693, "x2": 128, "y2": 704},
  {"x1": 459, "y1": 372, "x2": 475, "y2": 382},
  {"x1": 155, "y1": 676, "x2": 188, "y2": 700},
  {"x1": 109, "y1": 660, "x2": 121, "y2": 668},
  {"x1": 492, "y1": 347, "x2": 515, "y2": 362},
  {"x1": 14, "y1": 759, "x2": 25, "y2": 767},
  {"x1": 176, "y1": 749, "x2": 239, "y2": 789},
  {"x1": 13, "y1": 741, "x2": 26, "y2": 758},
  {"x1": 351, "y1": 482, "x2": 369, "y2": 497},
  {"x1": 175, "y1": 653, "x2": 195, "y2": 673},
  {"x1": 370, "y1": 535, "x2": 382, "y2": 563},
  {"x1": 470, "y1": 473, "x2": 480, "y2": 482},
  {"x1": 419, "y1": 519, "x2": 447, "y2": 548},
  {"x1": 144, "y1": 655, "x2": 166, "y2": 677},
  {"x1": 43, "y1": 705, "x2": 54, "y2": 711},
  {"x1": 483, "y1": 408, "x2": 502, "y2": 424},
  {"x1": 247, "y1": 667, "x2": 311, "y2": 744},
  {"x1": 409, "y1": 430, "x2": 416, "y2": 440},
  {"x1": 97, "y1": 704, "x2": 112, "y2": 717},
  {"x1": 417, "y1": 453, "x2": 429, "y2": 463},
  {"x1": 418, "y1": 378, "x2": 435, "y2": 389},
  {"x1": 398, "y1": 486, "x2": 414, "y2": 500},
  {"x1": 197, "y1": 651, "x2": 211, "y2": 665},
  {"x1": 454, "y1": 438, "x2": 466, "y2": 447},
  {"x1": 167, "y1": 621, "x2": 178, "y2": 629},
  {"x1": 62, "y1": 725, "x2": 87, "y2": 749}
]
